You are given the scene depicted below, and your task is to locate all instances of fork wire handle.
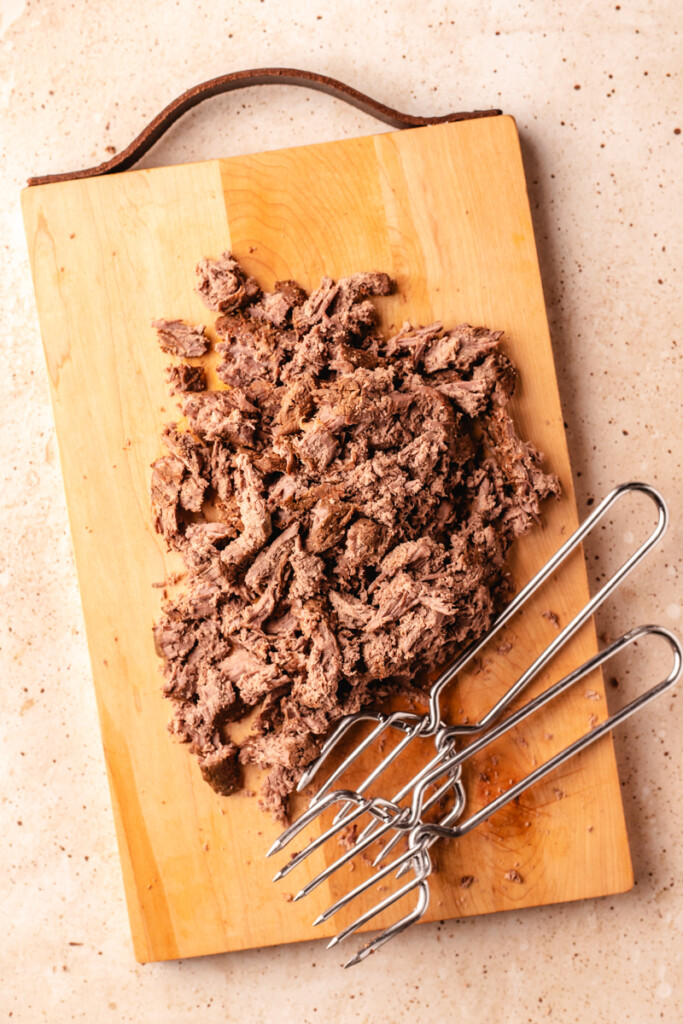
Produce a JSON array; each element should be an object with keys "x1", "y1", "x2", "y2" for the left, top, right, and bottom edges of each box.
[
  {"x1": 425, "y1": 481, "x2": 668, "y2": 731},
  {"x1": 416, "y1": 624, "x2": 682, "y2": 843}
]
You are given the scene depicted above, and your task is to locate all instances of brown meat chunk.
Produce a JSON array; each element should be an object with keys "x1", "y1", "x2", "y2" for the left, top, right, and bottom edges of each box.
[
  {"x1": 305, "y1": 498, "x2": 355, "y2": 554},
  {"x1": 247, "y1": 280, "x2": 307, "y2": 328},
  {"x1": 151, "y1": 455, "x2": 185, "y2": 544},
  {"x1": 152, "y1": 318, "x2": 208, "y2": 357},
  {"x1": 165, "y1": 363, "x2": 206, "y2": 394},
  {"x1": 296, "y1": 425, "x2": 340, "y2": 473},
  {"x1": 195, "y1": 251, "x2": 260, "y2": 313},
  {"x1": 292, "y1": 271, "x2": 391, "y2": 337},
  {"x1": 214, "y1": 313, "x2": 283, "y2": 387},
  {"x1": 182, "y1": 390, "x2": 257, "y2": 446},
  {"x1": 198, "y1": 743, "x2": 241, "y2": 796},
  {"x1": 219, "y1": 454, "x2": 272, "y2": 569},
  {"x1": 422, "y1": 324, "x2": 503, "y2": 373}
]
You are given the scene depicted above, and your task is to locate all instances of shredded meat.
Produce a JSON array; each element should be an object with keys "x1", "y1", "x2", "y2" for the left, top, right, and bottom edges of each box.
[
  {"x1": 152, "y1": 318, "x2": 208, "y2": 357},
  {"x1": 150, "y1": 253, "x2": 560, "y2": 820},
  {"x1": 196, "y1": 251, "x2": 260, "y2": 313},
  {"x1": 165, "y1": 363, "x2": 206, "y2": 395}
]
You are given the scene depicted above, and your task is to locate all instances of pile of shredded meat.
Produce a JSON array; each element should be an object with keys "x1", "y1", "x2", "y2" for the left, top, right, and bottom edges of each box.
[{"x1": 151, "y1": 252, "x2": 560, "y2": 820}]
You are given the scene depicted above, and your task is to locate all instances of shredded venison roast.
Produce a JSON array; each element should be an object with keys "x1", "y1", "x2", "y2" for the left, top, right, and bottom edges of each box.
[
  {"x1": 165, "y1": 363, "x2": 206, "y2": 395},
  {"x1": 151, "y1": 251, "x2": 560, "y2": 821}
]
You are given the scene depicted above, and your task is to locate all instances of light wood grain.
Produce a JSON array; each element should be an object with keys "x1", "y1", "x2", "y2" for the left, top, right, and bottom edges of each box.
[{"x1": 21, "y1": 115, "x2": 632, "y2": 963}]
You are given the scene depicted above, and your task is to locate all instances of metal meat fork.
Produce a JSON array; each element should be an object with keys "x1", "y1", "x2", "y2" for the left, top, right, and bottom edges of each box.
[
  {"x1": 272, "y1": 483, "x2": 666, "y2": 852},
  {"x1": 267, "y1": 483, "x2": 682, "y2": 966}
]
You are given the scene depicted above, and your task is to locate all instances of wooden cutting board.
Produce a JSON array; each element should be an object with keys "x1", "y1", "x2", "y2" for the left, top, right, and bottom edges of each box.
[{"x1": 21, "y1": 114, "x2": 633, "y2": 963}]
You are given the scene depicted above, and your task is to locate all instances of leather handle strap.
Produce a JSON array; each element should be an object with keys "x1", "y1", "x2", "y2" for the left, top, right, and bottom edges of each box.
[{"x1": 27, "y1": 67, "x2": 501, "y2": 187}]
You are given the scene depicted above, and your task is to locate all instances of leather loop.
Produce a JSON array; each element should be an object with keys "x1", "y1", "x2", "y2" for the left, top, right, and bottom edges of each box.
[{"x1": 27, "y1": 67, "x2": 501, "y2": 187}]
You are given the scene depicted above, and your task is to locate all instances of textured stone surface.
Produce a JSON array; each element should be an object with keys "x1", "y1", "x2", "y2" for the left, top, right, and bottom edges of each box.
[{"x1": 1, "y1": 1, "x2": 681, "y2": 1020}]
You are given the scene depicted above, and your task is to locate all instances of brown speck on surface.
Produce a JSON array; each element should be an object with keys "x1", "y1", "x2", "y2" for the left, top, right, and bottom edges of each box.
[
  {"x1": 460, "y1": 875, "x2": 475, "y2": 888},
  {"x1": 574, "y1": 83, "x2": 581, "y2": 90},
  {"x1": 505, "y1": 869, "x2": 524, "y2": 883},
  {"x1": 587, "y1": 825, "x2": 594, "y2": 833},
  {"x1": 609, "y1": 677, "x2": 620, "y2": 689},
  {"x1": 283, "y1": 893, "x2": 294, "y2": 902},
  {"x1": 337, "y1": 824, "x2": 359, "y2": 850},
  {"x1": 105, "y1": 145, "x2": 116, "y2": 154},
  {"x1": 674, "y1": 128, "x2": 681, "y2": 135},
  {"x1": 542, "y1": 609, "x2": 560, "y2": 630},
  {"x1": 553, "y1": 787, "x2": 565, "y2": 800}
]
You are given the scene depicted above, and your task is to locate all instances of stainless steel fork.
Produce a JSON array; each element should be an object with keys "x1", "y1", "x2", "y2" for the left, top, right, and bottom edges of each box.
[{"x1": 267, "y1": 483, "x2": 681, "y2": 966}]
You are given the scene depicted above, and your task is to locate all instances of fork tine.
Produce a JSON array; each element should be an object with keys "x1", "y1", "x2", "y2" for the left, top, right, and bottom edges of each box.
[
  {"x1": 327, "y1": 724, "x2": 413, "y2": 827},
  {"x1": 328, "y1": 876, "x2": 422, "y2": 949},
  {"x1": 327, "y1": 857, "x2": 432, "y2": 950},
  {"x1": 314, "y1": 716, "x2": 397, "y2": 805},
  {"x1": 350, "y1": 719, "x2": 424, "y2": 799},
  {"x1": 312, "y1": 846, "x2": 416, "y2": 926},
  {"x1": 342, "y1": 879, "x2": 431, "y2": 968},
  {"x1": 330, "y1": 718, "x2": 425, "y2": 827},
  {"x1": 272, "y1": 798, "x2": 372, "y2": 880},
  {"x1": 292, "y1": 817, "x2": 400, "y2": 901},
  {"x1": 267, "y1": 788, "x2": 360, "y2": 857},
  {"x1": 296, "y1": 711, "x2": 386, "y2": 792},
  {"x1": 328, "y1": 712, "x2": 423, "y2": 822}
]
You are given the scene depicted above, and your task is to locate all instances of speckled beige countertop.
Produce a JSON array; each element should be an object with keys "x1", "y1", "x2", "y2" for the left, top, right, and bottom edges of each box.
[{"x1": 1, "y1": 1, "x2": 681, "y2": 1021}]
